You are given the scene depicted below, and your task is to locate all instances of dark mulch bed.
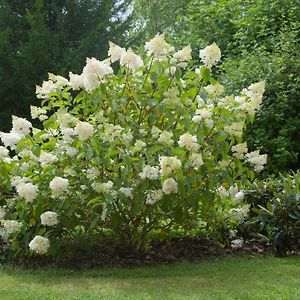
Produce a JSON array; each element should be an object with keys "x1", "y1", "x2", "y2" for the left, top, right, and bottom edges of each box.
[
  {"x1": 0, "y1": 237, "x2": 268, "y2": 269},
  {"x1": 2, "y1": 236, "x2": 298, "y2": 269}
]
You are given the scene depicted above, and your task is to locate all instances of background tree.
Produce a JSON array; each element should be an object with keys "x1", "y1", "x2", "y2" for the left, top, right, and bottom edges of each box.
[
  {"x1": 0, "y1": 0, "x2": 132, "y2": 131},
  {"x1": 128, "y1": 0, "x2": 192, "y2": 45}
]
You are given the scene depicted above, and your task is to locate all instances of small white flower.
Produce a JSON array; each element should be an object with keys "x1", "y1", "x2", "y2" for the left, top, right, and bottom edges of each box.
[
  {"x1": 246, "y1": 151, "x2": 267, "y2": 172},
  {"x1": 16, "y1": 182, "x2": 38, "y2": 202},
  {"x1": 120, "y1": 48, "x2": 143, "y2": 70},
  {"x1": 39, "y1": 151, "x2": 58, "y2": 168},
  {"x1": 40, "y1": 211, "x2": 59, "y2": 226},
  {"x1": 232, "y1": 143, "x2": 248, "y2": 159},
  {"x1": 0, "y1": 146, "x2": 9, "y2": 160},
  {"x1": 119, "y1": 187, "x2": 133, "y2": 199},
  {"x1": 162, "y1": 178, "x2": 178, "y2": 194},
  {"x1": 29, "y1": 235, "x2": 50, "y2": 255},
  {"x1": 93, "y1": 181, "x2": 113, "y2": 193},
  {"x1": 134, "y1": 140, "x2": 146, "y2": 150},
  {"x1": 159, "y1": 156, "x2": 182, "y2": 177},
  {"x1": 145, "y1": 189, "x2": 163, "y2": 205},
  {"x1": 49, "y1": 177, "x2": 69, "y2": 196},
  {"x1": 158, "y1": 131, "x2": 174, "y2": 147},
  {"x1": 108, "y1": 41, "x2": 126, "y2": 62},
  {"x1": 68, "y1": 72, "x2": 84, "y2": 90},
  {"x1": 30, "y1": 106, "x2": 47, "y2": 120},
  {"x1": 231, "y1": 239, "x2": 244, "y2": 249},
  {"x1": 86, "y1": 167, "x2": 100, "y2": 180},
  {"x1": 229, "y1": 229, "x2": 237, "y2": 239},
  {"x1": 178, "y1": 133, "x2": 200, "y2": 152},
  {"x1": 145, "y1": 34, "x2": 173, "y2": 57},
  {"x1": 82, "y1": 57, "x2": 113, "y2": 91},
  {"x1": 189, "y1": 153, "x2": 204, "y2": 170},
  {"x1": 0, "y1": 208, "x2": 6, "y2": 220},
  {"x1": 1, "y1": 220, "x2": 22, "y2": 235},
  {"x1": 0, "y1": 131, "x2": 22, "y2": 149},
  {"x1": 173, "y1": 45, "x2": 192, "y2": 67},
  {"x1": 74, "y1": 121, "x2": 94, "y2": 140},
  {"x1": 64, "y1": 146, "x2": 78, "y2": 157},
  {"x1": 139, "y1": 165, "x2": 159, "y2": 180},
  {"x1": 234, "y1": 191, "x2": 245, "y2": 203},
  {"x1": 199, "y1": 43, "x2": 221, "y2": 68},
  {"x1": 151, "y1": 126, "x2": 162, "y2": 139},
  {"x1": 225, "y1": 122, "x2": 244, "y2": 137}
]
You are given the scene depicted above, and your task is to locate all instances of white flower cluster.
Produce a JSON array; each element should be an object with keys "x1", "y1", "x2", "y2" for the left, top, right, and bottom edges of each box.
[
  {"x1": 172, "y1": 45, "x2": 192, "y2": 68},
  {"x1": 134, "y1": 140, "x2": 146, "y2": 151},
  {"x1": 159, "y1": 156, "x2": 182, "y2": 177},
  {"x1": 189, "y1": 153, "x2": 204, "y2": 170},
  {"x1": 16, "y1": 182, "x2": 38, "y2": 202},
  {"x1": 232, "y1": 143, "x2": 248, "y2": 159},
  {"x1": 0, "y1": 116, "x2": 32, "y2": 150},
  {"x1": 0, "y1": 208, "x2": 6, "y2": 220},
  {"x1": 145, "y1": 34, "x2": 173, "y2": 57},
  {"x1": 229, "y1": 204, "x2": 250, "y2": 222},
  {"x1": 86, "y1": 167, "x2": 100, "y2": 180},
  {"x1": 231, "y1": 81, "x2": 266, "y2": 116},
  {"x1": 30, "y1": 106, "x2": 48, "y2": 121},
  {"x1": 68, "y1": 57, "x2": 113, "y2": 91},
  {"x1": 192, "y1": 106, "x2": 213, "y2": 125},
  {"x1": 29, "y1": 235, "x2": 50, "y2": 255},
  {"x1": 93, "y1": 181, "x2": 114, "y2": 193},
  {"x1": 36, "y1": 73, "x2": 69, "y2": 99},
  {"x1": 0, "y1": 146, "x2": 9, "y2": 161},
  {"x1": 39, "y1": 151, "x2": 58, "y2": 168},
  {"x1": 102, "y1": 123, "x2": 124, "y2": 143},
  {"x1": 199, "y1": 43, "x2": 221, "y2": 68},
  {"x1": 231, "y1": 238, "x2": 244, "y2": 249},
  {"x1": 246, "y1": 150, "x2": 267, "y2": 172},
  {"x1": 216, "y1": 186, "x2": 245, "y2": 204},
  {"x1": 0, "y1": 220, "x2": 22, "y2": 241},
  {"x1": 40, "y1": 211, "x2": 59, "y2": 226},
  {"x1": 158, "y1": 131, "x2": 174, "y2": 147},
  {"x1": 145, "y1": 189, "x2": 163, "y2": 205},
  {"x1": 225, "y1": 122, "x2": 244, "y2": 137},
  {"x1": 108, "y1": 41, "x2": 126, "y2": 62},
  {"x1": 82, "y1": 57, "x2": 113, "y2": 91},
  {"x1": 162, "y1": 178, "x2": 178, "y2": 194},
  {"x1": 204, "y1": 83, "x2": 224, "y2": 97},
  {"x1": 120, "y1": 48, "x2": 143, "y2": 70},
  {"x1": 49, "y1": 176, "x2": 69, "y2": 196},
  {"x1": 119, "y1": 187, "x2": 133, "y2": 199},
  {"x1": 163, "y1": 87, "x2": 182, "y2": 108},
  {"x1": 139, "y1": 165, "x2": 159, "y2": 180},
  {"x1": 178, "y1": 133, "x2": 200, "y2": 152},
  {"x1": 74, "y1": 121, "x2": 94, "y2": 140}
]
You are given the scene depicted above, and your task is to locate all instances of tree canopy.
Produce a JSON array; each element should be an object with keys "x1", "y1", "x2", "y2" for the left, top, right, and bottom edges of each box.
[{"x1": 0, "y1": 0, "x2": 132, "y2": 131}]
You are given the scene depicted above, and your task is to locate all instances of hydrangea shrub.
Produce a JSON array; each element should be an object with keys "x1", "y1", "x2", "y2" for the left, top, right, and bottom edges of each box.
[{"x1": 0, "y1": 34, "x2": 267, "y2": 257}]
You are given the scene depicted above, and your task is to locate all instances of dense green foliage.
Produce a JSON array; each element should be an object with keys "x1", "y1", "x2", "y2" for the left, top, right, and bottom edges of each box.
[
  {"x1": 0, "y1": 0, "x2": 132, "y2": 131},
  {"x1": 244, "y1": 171, "x2": 300, "y2": 256}
]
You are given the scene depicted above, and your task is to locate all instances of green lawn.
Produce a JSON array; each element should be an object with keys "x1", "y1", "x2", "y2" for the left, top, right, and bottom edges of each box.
[{"x1": 0, "y1": 255, "x2": 299, "y2": 300}]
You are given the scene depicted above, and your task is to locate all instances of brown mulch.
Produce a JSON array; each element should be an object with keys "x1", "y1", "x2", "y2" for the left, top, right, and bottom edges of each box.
[
  {"x1": 2, "y1": 236, "x2": 298, "y2": 269},
  {"x1": 49, "y1": 237, "x2": 269, "y2": 269}
]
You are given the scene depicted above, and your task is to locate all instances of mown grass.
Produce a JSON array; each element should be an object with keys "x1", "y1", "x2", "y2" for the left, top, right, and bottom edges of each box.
[{"x1": 0, "y1": 255, "x2": 299, "y2": 300}]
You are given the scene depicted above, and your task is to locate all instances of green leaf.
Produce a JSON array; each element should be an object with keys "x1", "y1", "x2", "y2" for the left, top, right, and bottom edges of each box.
[
  {"x1": 201, "y1": 67, "x2": 211, "y2": 83},
  {"x1": 31, "y1": 145, "x2": 41, "y2": 157},
  {"x1": 101, "y1": 205, "x2": 108, "y2": 221}
]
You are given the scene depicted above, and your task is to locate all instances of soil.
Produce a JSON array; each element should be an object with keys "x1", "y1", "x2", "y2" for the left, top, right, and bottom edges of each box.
[{"x1": 2, "y1": 236, "x2": 298, "y2": 269}]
